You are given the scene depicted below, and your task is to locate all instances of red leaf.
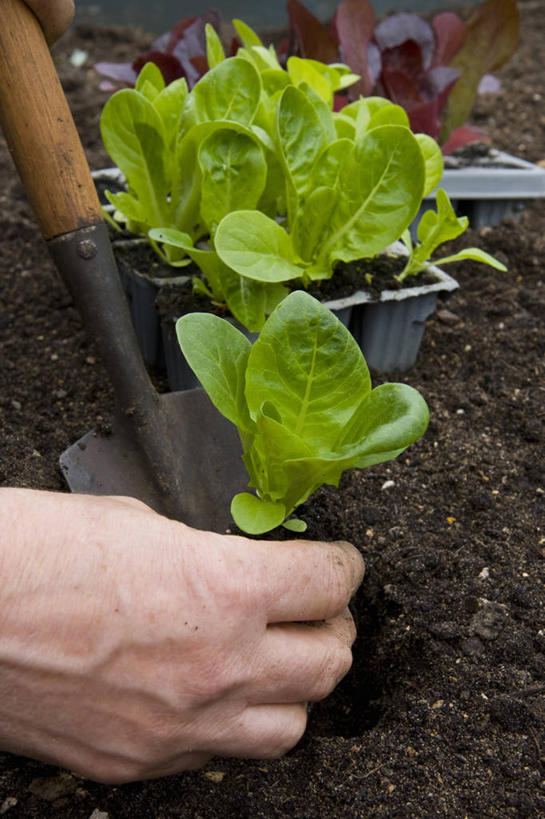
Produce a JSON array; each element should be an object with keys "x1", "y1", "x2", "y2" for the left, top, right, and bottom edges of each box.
[
  {"x1": 431, "y1": 12, "x2": 466, "y2": 67},
  {"x1": 331, "y1": 0, "x2": 376, "y2": 97},
  {"x1": 407, "y1": 73, "x2": 459, "y2": 139},
  {"x1": 374, "y1": 13, "x2": 435, "y2": 69},
  {"x1": 286, "y1": 0, "x2": 338, "y2": 63},
  {"x1": 381, "y1": 69, "x2": 425, "y2": 109},
  {"x1": 132, "y1": 52, "x2": 185, "y2": 86},
  {"x1": 380, "y1": 40, "x2": 424, "y2": 87},
  {"x1": 408, "y1": 101, "x2": 442, "y2": 141},
  {"x1": 441, "y1": 125, "x2": 491, "y2": 155},
  {"x1": 190, "y1": 55, "x2": 208, "y2": 78},
  {"x1": 440, "y1": 0, "x2": 519, "y2": 141},
  {"x1": 165, "y1": 17, "x2": 197, "y2": 54}
]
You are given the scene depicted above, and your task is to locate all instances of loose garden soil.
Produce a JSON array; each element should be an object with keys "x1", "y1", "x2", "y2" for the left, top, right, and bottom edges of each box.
[{"x1": 1, "y1": 2, "x2": 544, "y2": 816}]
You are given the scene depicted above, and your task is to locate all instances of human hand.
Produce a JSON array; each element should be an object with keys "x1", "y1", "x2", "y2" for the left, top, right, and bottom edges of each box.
[
  {"x1": 23, "y1": 0, "x2": 75, "y2": 43},
  {"x1": 0, "y1": 489, "x2": 364, "y2": 783}
]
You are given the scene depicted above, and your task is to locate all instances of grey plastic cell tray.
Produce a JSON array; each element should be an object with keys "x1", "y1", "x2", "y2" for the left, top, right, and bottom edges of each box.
[
  {"x1": 114, "y1": 238, "x2": 189, "y2": 369},
  {"x1": 323, "y1": 255, "x2": 459, "y2": 373},
  {"x1": 92, "y1": 170, "x2": 458, "y2": 376},
  {"x1": 420, "y1": 149, "x2": 545, "y2": 229}
]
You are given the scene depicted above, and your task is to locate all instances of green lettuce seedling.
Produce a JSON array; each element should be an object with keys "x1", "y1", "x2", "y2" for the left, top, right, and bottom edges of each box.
[
  {"x1": 212, "y1": 91, "x2": 446, "y2": 287},
  {"x1": 176, "y1": 291, "x2": 429, "y2": 535},
  {"x1": 397, "y1": 188, "x2": 507, "y2": 282}
]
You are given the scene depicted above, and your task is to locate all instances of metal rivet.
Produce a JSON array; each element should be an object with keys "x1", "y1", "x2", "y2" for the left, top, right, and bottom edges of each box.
[{"x1": 77, "y1": 239, "x2": 97, "y2": 259}]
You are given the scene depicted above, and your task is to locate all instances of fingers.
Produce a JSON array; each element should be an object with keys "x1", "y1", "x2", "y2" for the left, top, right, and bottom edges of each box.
[
  {"x1": 110, "y1": 751, "x2": 213, "y2": 784},
  {"x1": 247, "y1": 608, "x2": 357, "y2": 704},
  {"x1": 24, "y1": 0, "x2": 75, "y2": 44},
  {"x1": 252, "y1": 538, "x2": 364, "y2": 623},
  {"x1": 198, "y1": 702, "x2": 309, "y2": 759},
  {"x1": 73, "y1": 750, "x2": 213, "y2": 785}
]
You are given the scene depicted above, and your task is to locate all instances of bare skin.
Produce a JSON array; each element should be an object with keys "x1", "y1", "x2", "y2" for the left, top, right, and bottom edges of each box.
[
  {"x1": 0, "y1": 489, "x2": 364, "y2": 783},
  {"x1": 23, "y1": 0, "x2": 75, "y2": 44}
]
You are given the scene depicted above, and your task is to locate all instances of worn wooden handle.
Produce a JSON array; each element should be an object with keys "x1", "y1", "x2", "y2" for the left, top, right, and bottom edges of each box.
[{"x1": 0, "y1": 0, "x2": 103, "y2": 239}]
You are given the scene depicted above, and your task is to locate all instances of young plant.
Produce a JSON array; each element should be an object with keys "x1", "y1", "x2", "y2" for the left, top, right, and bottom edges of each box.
[
  {"x1": 102, "y1": 31, "x2": 439, "y2": 329},
  {"x1": 212, "y1": 92, "x2": 442, "y2": 287},
  {"x1": 397, "y1": 188, "x2": 507, "y2": 282},
  {"x1": 100, "y1": 56, "x2": 271, "y2": 261},
  {"x1": 100, "y1": 34, "x2": 362, "y2": 244},
  {"x1": 176, "y1": 291, "x2": 429, "y2": 535},
  {"x1": 148, "y1": 226, "x2": 289, "y2": 333},
  {"x1": 285, "y1": 0, "x2": 519, "y2": 153}
]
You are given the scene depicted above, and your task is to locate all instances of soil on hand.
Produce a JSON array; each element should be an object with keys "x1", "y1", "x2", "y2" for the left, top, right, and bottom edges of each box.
[{"x1": 1, "y1": 2, "x2": 544, "y2": 816}]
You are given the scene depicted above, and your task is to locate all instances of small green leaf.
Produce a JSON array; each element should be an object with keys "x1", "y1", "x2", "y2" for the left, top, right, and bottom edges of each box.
[
  {"x1": 316, "y1": 125, "x2": 425, "y2": 269},
  {"x1": 231, "y1": 493, "x2": 286, "y2": 535},
  {"x1": 176, "y1": 313, "x2": 253, "y2": 433},
  {"x1": 336, "y1": 383, "x2": 430, "y2": 468},
  {"x1": 246, "y1": 291, "x2": 371, "y2": 447},
  {"x1": 198, "y1": 129, "x2": 267, "y2": 233},
  {"x1": 105, "y1": 190, "x2": 145, "y2": 225},
  {"x1": 283, "y1": 518, "x2": 307, "y2": 533},
  {"x1": 172, "y1": 120, "x2": 263, "y2": 233},
  {"x1": 333, "y1": 113, "x2": 356, "y2": 140},
  {"x1": 100, "y1": 89, "x2": 168, "y2": 226},
  {"x1": 215, "y1": 211, "x2": 305, "y2": 283},
  {"x1": 287, "y1": 56, "x2": 335, "y2": 105},
  {"x1": 220, "y1": 267, "x2": 288, "y2": 332},
  {"x1": 260, "y1": 68, "x2": 291, "y2": 97},
  {"x1": 433, "y1": 248, "x2": 507, "y2": 271},
  {"x1": 367, "y1": 103, "x2": 410, "y2": 130},
  {"x1": 232, "y1": 19, "x2": 264, "y2": 48},
  {"x1": 182, "y1": 57, "x2": 261, "y2": 129},
  {"x1": 192, "y1": 277, "x2": 214, "y2": 299},
  {"x1": 291, "y1": 186, "x2": 340, "y2": 266},
  {"x1": 415, "y1": 134, "x2": 444, "y2": 197},
  {"x1": 205, "y1": 23, "x2": 225, "y2": 68},
  {"x1": 417, "y1": 189, "x2": 467, "y2": 249},
  {"x1": 135, "y1": 62, "x2": 165, "y2": 98},
  {"x1": 153, "y1": 78, "x2": 188, "y2": 149},
  {"x1": 276, "y1": 85, "x2": 328, "y2": 220}
]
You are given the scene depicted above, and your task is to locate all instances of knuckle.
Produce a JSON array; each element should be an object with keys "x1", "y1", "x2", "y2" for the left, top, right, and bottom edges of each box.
[
  {"x1": 324, "y1": 548, "x2": 360, "y2": 612},
  {"x1": 329, "y1": 542, "x2": 365, "y2": 598},
  {"x1": 187, "y1": 652, "x2": 246, "y2": 703},
  {"x1": 262, "y1": 710, "x2": 308, "y2": 758},
  {"x1": 312, "y1": 644, "x2": 353, "y2": 701},
  {"x1": 335, "y1": 643, "x2": 354, "y2": 681}
]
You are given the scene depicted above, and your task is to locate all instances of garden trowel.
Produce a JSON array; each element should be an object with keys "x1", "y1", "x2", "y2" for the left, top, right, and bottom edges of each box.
[{"x1": 0, "y1": 0, "x2": 247, "y2": 531}]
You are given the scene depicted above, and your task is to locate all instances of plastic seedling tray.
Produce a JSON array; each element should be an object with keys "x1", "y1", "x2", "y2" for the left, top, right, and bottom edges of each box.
[
  {"x1": 419, "y1": 149, "x2": 545, "y2": 229},
  {"x1": 112, "y1": 238, "x2": 189, "y2": 369},
  {"x1": 91, "y1": 171, "x2": 458, "y2": 377},
  {"x1": 323, "y1": 256, "x2": 459, "y2": 373}
]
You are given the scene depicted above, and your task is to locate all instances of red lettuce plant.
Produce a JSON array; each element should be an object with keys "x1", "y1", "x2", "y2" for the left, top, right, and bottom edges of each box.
[
  {"x1": 286, "y1": 0, "x2": 519, "y2": 154},
  {"x1": 94, "y1": 9, "x2": 221, "y2": 91}
]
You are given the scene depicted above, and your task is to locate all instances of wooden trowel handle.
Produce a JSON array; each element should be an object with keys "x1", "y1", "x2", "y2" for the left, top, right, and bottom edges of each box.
[{"x1": 0, "y1": 0, "x2": 103, "y2": 239}]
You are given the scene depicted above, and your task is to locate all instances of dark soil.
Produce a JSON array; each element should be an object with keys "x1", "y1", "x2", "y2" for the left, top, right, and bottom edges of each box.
[{"x1": 1, "y1": 2, "x2": 545, "y2": 816}]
